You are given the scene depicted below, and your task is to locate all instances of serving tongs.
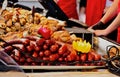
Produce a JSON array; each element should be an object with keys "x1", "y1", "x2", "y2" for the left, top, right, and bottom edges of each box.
[
  {"x1": 0, "y1": 50, "x2": 23, "y2": 72},
  {"x1": 0, "y1": 39, "x2": 27, "y2": 77},
  {"x1": 0, "y1": 55, "x2": 27, "y2": 76},
  {"x1": 0, "y1": 45, "x2": 24, "y2": 71},
  {"x1": 105, "y1": 45, "x2": 120, "y2": 76}
]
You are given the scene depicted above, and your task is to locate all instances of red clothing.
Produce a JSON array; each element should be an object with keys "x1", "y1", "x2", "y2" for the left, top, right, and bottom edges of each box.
[
  {"x1": 86, "y1": 0, "x2": 106, "y2": 26},
  {"x1": 117, "y1": 0, "x2": 120, "y2": 43},
  {"x1": 57, "y1": 0, "x2": 78, "y2": 19},
  {"x1": 117, "y1": 27, "x2": 120, "y2": 43},
  {"x1": 118, "y1": 0, "x2": 120, "y2": 12}
]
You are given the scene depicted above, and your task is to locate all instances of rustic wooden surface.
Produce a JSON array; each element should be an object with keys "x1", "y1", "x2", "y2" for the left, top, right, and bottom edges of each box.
[
  {"x1": 0, "y1": 71, "x2": 27, "y2": 77},
  {"x1": 26, "y1": 71, "x2": 119, "y2": 77},
  {"x1": 0, "y1": 70, "x2": 119, "y2": 77}
]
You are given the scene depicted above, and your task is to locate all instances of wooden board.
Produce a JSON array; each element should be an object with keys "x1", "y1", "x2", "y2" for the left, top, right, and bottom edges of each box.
[
  {"x1": 26, "y1": 71, "x2": 119, "y2": 77},
  {"x1": 0, "y1": 71, "x2": 27, "y2": 77}
]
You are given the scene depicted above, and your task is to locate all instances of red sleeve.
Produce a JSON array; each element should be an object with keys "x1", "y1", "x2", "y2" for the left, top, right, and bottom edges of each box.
[
  {"x1": 117, "y1": 1, "x2": 120, "y2": 43},
  {"x1": 57, "y1": 0, "x2": 78, "y2": 19},
  {"x1": 118, "y1": 1, "x2": 120, "y2": 13}
]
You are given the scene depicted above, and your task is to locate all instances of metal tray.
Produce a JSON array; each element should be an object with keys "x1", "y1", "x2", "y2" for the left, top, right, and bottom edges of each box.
[
  {"x1": 66, "y1": 28, "x2": 94, "y2": 47},
  {"x1": 1, "y1": 1, "x2": 120, "y2": 71},
  {"x1": 20, "y1": 66, "x2": 105, "y2": 70},
  {"x1": 19, "y1": 36, "x2": 120, "y2": 70}
]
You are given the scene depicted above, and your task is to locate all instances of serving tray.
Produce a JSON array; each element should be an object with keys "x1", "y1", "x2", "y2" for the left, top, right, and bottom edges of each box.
[
  {"x1": 19, "y1": 36, "x2": 120, "y2": 70},
  {"x1": 1, "y1": 1, "x2": 120, "y2": 71},
  {"x1": 20, "y1": 66, "x2": 105, "y2": 70}
]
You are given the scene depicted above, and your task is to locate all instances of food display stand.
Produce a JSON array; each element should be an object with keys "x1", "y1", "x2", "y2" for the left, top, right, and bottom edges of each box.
[
  {"x1": 26, "y1": 71, "x2": 118, "y2": 77},
  {"x1": 0, "y1": 0, "x2": 120, "y2": 77},
  {"x1": 24, "y1": 36, "x2": 120, "y2": 77}
]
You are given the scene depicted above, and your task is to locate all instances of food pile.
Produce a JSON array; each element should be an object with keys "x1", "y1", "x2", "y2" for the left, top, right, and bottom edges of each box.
[
  {"x1": 2, "y1": 36, "x2": 103, "y2": 66},
  {"x1": 0, "y1": 7, "x2": 104, "y2": 66},
  {"x1": 0, "y1": 7, "x2": 65, "y2": 41}
]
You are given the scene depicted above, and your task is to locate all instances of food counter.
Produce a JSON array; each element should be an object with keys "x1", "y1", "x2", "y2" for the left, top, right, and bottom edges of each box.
[
  {"x1": 0, "y1": 70, "x2": 118, "y2": 77},
  {"x1": 26, "y1": 71, "x2": 118, "y2": 77},
  {"x1": 0, "y1": 0, "x2": 120, "y2": 77},
  {"x1": 24, "y1": 36, "x2": 120, "y2": 77}
]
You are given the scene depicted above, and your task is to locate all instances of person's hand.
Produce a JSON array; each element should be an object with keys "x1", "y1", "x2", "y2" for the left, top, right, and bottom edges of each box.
[
  {"x1": 87, "y1": 21, "x2": 108, "y2": 36},
  {"x1": 87, "y1": 28, "x2": 108, "y2": 36},
  {"x1": 94, "y1": 29, "x2": 108, "y2": 36},
  {"x1": 54, "y1": 0, "x2": 58, "y2": 3},
  {"x1": 87, "y1": 26, "x2": 95, "y2": 33},
  {"x1": 87, "y1": 28, "x2": 107, "y2": 36}
]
